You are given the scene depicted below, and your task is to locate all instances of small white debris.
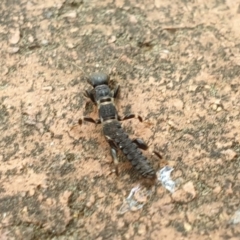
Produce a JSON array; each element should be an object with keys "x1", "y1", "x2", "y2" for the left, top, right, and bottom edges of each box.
[
  {"x1": 28, "y1": 35, "x2": 34, "y2": 43},
  {"x1": 118, "y1": 185, "x2": 154, "y2": 214},
  {"x1": 118, "y1": 166, "x2": 176, "y2": 214},
  {"x1": 108, "y1": 35, "x2": 116, "y2": 43},
  {"x1": 41, "y1": 39, "x2": 49, "y2": 46},
  {"x1": 229, "y1": 209, "x2": 240, "y2": 225},
  {"x1": 118, "y1": 186, "x2": 144, "y2": 214},
  {"x1": 157, "y1": 166, "x2": 176, "y2": 193}
]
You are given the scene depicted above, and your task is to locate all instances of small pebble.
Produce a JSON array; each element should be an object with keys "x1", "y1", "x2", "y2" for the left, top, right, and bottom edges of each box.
[
  {"x1": 28, "y1": 35, "x2": 34, "y2": 43},
  {"x1": 9, "y1": 29, "x2": 21, "y2": 44},
  {"x1": 184, "y1": 222, "x2": 192, "y2": 232},
  {"x1": 189, "y1": 85, "x2": 198, "y2": 92},
  {"x1": 138, "y1": 223, "x2": 146, "y2": 235},
  {"x1": 62, "y1": 11, "x2": 77, "y2": 18},
  {"x1": 42, "y1": 86, "x2": 53, "y2": 91},
  {"x1": 8, "y1": 46, "x2": 19, "y2": 54}
]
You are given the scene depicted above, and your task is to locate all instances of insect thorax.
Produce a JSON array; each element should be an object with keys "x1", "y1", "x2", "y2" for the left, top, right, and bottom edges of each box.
[{"x1": 95, "y1": 85, "x2": 112, "y2": 101}]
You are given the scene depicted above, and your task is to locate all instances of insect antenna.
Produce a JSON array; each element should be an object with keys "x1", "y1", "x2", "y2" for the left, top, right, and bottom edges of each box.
[
  {"x1": 63, "y1": 59, "x2": 88, "y2": 79},
  {"x1": 107, "y1": 43, "x2": 133, "y2": 76}
]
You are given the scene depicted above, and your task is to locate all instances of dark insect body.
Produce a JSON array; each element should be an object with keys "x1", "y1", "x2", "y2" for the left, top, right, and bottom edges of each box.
[{"x1": 82, "y1": 72, "x2": 156, "y2": 179}]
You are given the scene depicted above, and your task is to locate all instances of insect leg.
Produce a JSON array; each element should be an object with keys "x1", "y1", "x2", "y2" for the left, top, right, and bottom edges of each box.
[
  {"x1": 118, "y1": 114, "x2": 144, "y2": 122},
  {"x1": 138, "y1": 115, "x2": 143, "y2": 122},
  {"x1": 113, "y1": 85, "x2": 120, "y2": 98},
  {"x1": 84, "y1": 89, "x2": 95, "y2": 103},
  {"x1": 79, "y1": 117, "x2": 101, "y2": 125},
  {"x1": 110, "y1": 148, "x2": 119, "y2": 176},
  {"x1": 153, "y1": 151, "x2": 163, "y2": 159},
  {"x1": 132, "y1": 139, "x2": 162, "y2": 159},
  {"x1": 118, "y1": 113, "x2": 135, "y2": 121},
  {"x1": 132, "y1": 138, "x2": 148, "y2": 150},
  {"x1": 105, "y1": 136, "x2": 119, "y2": 175}
]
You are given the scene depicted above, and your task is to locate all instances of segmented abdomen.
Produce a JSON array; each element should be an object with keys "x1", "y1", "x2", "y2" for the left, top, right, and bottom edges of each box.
[
  {"x1": 102, "y1": 120, "x2": 156, "y2": 179},
  {"x1": 99, "y1": 104, "x2": 117, "y2": 121}
]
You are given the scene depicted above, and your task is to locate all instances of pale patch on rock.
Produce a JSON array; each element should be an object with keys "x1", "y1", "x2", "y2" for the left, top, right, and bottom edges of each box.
[
  {"x1": 221, "y1": 149, "x2": 237, "y2": 161},
  {"x1": 172, "y1": 181, "x2": 197, "y2": 203},
  {"x1": 9, "y1": 28, "x2": 20, "y2": 44}
]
